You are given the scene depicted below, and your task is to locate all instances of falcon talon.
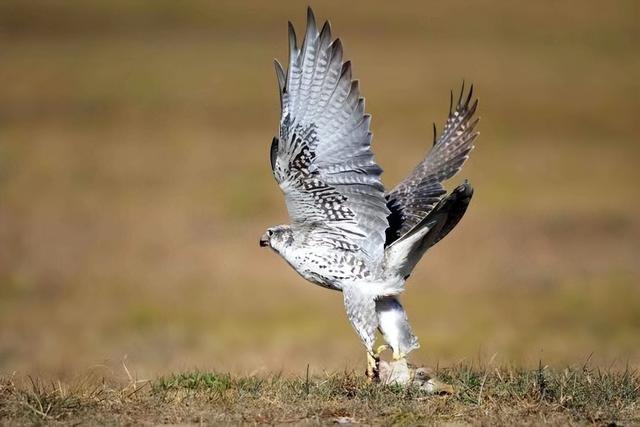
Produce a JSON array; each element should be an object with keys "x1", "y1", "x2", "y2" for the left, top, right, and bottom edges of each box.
[
  {"x1": 366, "y1": 351, "x2": 381, "y2": 382},
  {"x1": 261, "y1": 7, "x2": 479, "y2": 380},
  {"x1": 392, "y1": 352, "x2": 405, "y2": 361},
  {"x1": 375, "y1": 344, "x2": 390, "y2": 357}
]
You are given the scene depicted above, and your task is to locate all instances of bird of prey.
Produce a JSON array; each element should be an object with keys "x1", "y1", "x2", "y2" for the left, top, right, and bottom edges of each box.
[{"x1": 260, "y1": 8, "x2": 479, "y2": 380}]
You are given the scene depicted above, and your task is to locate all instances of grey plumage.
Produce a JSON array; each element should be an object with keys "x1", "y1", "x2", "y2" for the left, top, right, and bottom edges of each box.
[
  {"x1": 385, "y1": 83, "x2": 479, "y2": 246},
  {"x1": 261, "y1": 7, "x2": 479, "y2": 367},
  {"x1": 271, "y1": 7, "x2": 389, "y2": 262}
]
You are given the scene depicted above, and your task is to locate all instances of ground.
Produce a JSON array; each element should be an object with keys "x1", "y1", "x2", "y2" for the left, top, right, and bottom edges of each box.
[{"x1": 1, "y1": 365, "x2": 638, "y2": 425}]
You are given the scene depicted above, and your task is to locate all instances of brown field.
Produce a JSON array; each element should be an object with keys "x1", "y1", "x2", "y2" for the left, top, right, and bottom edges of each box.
[{"x1": 0, "y1": 0, "x2": 639, "y2": 424}]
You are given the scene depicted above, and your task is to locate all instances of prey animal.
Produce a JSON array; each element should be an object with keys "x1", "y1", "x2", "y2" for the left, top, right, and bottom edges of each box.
[{"x1": 260, "y1": 8, "x2": 479, "y2": 380}]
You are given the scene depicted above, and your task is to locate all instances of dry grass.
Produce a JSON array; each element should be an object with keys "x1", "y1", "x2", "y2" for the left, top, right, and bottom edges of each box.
[{"x1": 1, "y1": 365, "x2": 638, "y2": 425}]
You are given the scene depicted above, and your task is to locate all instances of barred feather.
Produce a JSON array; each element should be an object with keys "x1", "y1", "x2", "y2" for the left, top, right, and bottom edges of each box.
[
  {"x1": 272, "y1": 7, "x2": 390, "y2": 262},
  {"x1": 385, "y1": 83, "x2": 479, "y2": 245}
]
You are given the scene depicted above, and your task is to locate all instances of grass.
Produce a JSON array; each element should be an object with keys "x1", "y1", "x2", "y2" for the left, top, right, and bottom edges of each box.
[{"x1": 1, "y1": 365, "x2": 638, "y2": 425}]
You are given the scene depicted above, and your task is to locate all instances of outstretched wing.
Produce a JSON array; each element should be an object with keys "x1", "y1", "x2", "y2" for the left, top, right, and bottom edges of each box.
[
  {"x1": 271, "y1": 8, "x2": 390, "y2": 261},
  {"x1": 385, "y1": 84, "x2": 479, "y2": 245}
]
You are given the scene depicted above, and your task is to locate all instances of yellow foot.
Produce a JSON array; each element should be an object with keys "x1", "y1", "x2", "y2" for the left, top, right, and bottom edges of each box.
[
  {"x1": 392, "y1": 351, "x2": 406, "y2": 361},
  {"x1": 375, "y1": 345, "x2": 405, "y2": 361},
  {"x1": 375, "y1": 345, "x2": 389, "y2": 357}
]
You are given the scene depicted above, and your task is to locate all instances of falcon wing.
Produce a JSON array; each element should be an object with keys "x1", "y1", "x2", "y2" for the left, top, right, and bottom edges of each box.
[
  {"x1": 385, "y1": 83, "x2": 479, "y2": 246},
  {"x1": 271, "y1": 8, "x2": 390, "y2": 261}
]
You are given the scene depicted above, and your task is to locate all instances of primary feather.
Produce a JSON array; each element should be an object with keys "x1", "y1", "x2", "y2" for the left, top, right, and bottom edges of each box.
[{"x1": 385, "y1": 83, "x2": 479, "y2": 246}]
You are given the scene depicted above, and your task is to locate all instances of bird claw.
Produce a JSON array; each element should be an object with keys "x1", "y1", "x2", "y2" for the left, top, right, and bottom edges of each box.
[
  {"x1": 375, "y1": 345, "x2": 389, "y2": 357},
  {"x1": 392, "y1": 351, "x2": 405, "y2": 361},
  {"x1": 367, "y1": 345, "x2": 408, "y2": 381},
  {"x1": 376, "y1": 344, "x2": 404, "y2": 361},
  {"x1": 366, "y1": 351, "x2": 380, "y2": 381}
]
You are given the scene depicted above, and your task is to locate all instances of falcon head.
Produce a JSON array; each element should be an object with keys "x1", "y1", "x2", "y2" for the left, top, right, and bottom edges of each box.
[{"x1": 259, "y1": 224, "x2": 293, "y2": 252}]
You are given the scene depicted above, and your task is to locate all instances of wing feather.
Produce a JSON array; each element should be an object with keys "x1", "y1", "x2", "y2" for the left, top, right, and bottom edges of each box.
[
  {"x1": 385, "y1": 83, "x2": 479, "y2": 245},
  {"x1": 273, "y1": 60, "x2": 286, "y2": 109},
  {"x1": 272, "y1": 7, "x2": 389, "y2": 261}
]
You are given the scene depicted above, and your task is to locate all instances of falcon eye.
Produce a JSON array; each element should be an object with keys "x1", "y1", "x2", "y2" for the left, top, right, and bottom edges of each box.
[{"x1": 268, "y1": 229, "x2": 274, "y2": 236}]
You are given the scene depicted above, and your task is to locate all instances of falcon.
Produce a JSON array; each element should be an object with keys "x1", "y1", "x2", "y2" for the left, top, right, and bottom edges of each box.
[{"x1": 260, "y1": 7, "x2": 479, "y2": 380}]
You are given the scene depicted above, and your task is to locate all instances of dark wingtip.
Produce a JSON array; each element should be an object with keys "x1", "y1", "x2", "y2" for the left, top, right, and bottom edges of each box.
[
  {"x1": 319, "y1": 19, "x2": 331, "y2": 41},
  {"x1": 350, "y1": 79, "x2": 360, "y2": 93},
  {"x1": 451, "y1": 81, "x2": 479, "y2": 115},
  {"x1": 340, "y1": 60, "x2": 352, "y2": 79},
  {"x1": 465, "y1": 84, "x2": 474, "y2": 107},
  {"x1": 469, "y1": 98, "x2": 479, "y2": 116},
  {"x1": 449, "y1": 90, "x2": 454, "y2": 115},
  {"x1": 287, "y1": 21, "x2": 297, "y2": 53},
  {"x1": 273, "y1": 59, "x2": 286, "y2": 106},
  {"x1": 307, "y1": 5, "x2": 315, "y2": 23},
  {"x1": 432, "y1": 122, "x2": 437, "y2": 146},
  {"x1": 305, "y1": 6, "x2": 317, "y2": 38},
  {"x1": 273, "y1": 59, "x2": 285, "y2": 86},
  {"x1": 456, "y1": 180, "x2": 474, "y2": 200},
  {"x1": 270, "y1": 136, "x2": 279, "y2": 172},
  {"x1": 331, "y1": 38, "x2": 343, "y2": 57},
  {"x1": 457, "y1": 80, "x2": 465, "y2": 106}
]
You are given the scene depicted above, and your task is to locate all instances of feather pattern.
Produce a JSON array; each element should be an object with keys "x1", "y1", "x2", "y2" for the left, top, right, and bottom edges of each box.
[
  {"x1": 272, "y1": 7, "x2": 390, "y2": 262},
  {"x1": 385, "y1": 83, "x2": 479, "y2": 245}
]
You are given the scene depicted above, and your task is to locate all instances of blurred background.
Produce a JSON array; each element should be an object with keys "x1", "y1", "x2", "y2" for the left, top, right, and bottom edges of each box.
[{"x1": 0, "y1": 1, "x2": 638, "y2": 381}]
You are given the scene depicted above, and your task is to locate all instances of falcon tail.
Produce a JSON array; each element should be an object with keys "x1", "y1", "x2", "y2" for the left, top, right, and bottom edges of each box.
[{"x1": 384, "y1": 182, "x2": 473, "y2": 279}]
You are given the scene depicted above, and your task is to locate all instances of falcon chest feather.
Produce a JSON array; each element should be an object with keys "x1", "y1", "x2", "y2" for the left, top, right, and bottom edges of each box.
[{"x1": 278, "y1": 241, "x2": 373, "y2": 291}]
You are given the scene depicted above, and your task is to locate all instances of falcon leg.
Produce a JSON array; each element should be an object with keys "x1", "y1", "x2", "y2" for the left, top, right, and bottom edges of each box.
[
  {"x1": 342, "y1": 284, "x2": 380, "y2": 382},
  {"x1": 375, "y1": 296, "x2": 420, "y2": 360},
  {"x1": 366, "y1": 345, "x2": 393, "y2": 381},
  {"x1": 366, "y1": 350, "x2": 380, "y2": 381}
]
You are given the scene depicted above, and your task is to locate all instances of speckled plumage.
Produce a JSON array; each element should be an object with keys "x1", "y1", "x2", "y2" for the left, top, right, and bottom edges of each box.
[{"x1": 261, "y1": 8, "x2": 479, "y2": 362}]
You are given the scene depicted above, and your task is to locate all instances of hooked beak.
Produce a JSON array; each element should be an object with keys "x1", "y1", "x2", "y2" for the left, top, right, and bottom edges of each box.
[{"x1": 259, "y1": 232, "x2": 269, "y2": 247}]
